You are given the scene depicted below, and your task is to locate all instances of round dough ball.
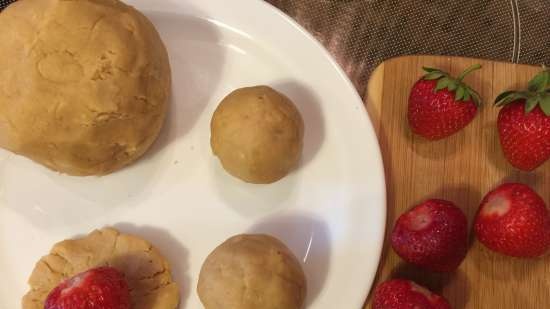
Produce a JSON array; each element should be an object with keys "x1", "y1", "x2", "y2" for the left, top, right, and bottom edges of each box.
[
  {"x1": 198, "y1": 234, "x2": 307, "y2": 309},
  {"x1": 210, "y1": 86, "x2": 304, "y2": 184},
  {"x1": 0, "y1": 0, "x2": 171, "y2": 175}
]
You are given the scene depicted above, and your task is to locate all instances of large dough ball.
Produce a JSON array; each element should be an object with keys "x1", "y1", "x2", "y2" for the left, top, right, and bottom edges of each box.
[
  {"x1": 0, "y1": 0, "x2": 171, "y2": 175},
  {"x1": 210, "y1": 86, "x2": 304, "y2": 184},
  {"x1": 198, "y1": 234, "x2": 307, "y2": 309}
]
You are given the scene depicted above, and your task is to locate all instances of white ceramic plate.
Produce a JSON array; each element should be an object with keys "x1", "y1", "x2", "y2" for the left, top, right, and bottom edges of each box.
[{"x1": 0, "y1": 0, "x2": 386, "y2": 308}]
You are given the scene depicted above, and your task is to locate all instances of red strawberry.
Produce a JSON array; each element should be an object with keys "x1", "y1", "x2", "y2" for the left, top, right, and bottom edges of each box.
[
  {"x1": 391, "y1": 199, "x2": 468, "y2": 272},
  {"x1": 494, "y1": 68, "x2": 550, "y2": 171},
  {"x1": 408, "y1": 64, "x2": 482, "y2": 140},
  {"x1": 474, "y1": 183, "x2": 550, "y2": 258},
  {"x1": 373, "y1": 279, "x2": 452, "y2": 309},
  {"x1": 44, "y1": 266, "x2": 130, "y2": 309}
]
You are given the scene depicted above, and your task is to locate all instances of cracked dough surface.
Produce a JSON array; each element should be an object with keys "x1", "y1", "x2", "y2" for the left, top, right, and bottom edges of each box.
[
  {"x1": 23, "y1": 228, "x2": 180, "y2": 309},
  {"x1": 198, "y1": 234, "x2": 307, "y2": 309},
  {"x1": 0, "y1": 0, "x2": 171, "y2": 175}
]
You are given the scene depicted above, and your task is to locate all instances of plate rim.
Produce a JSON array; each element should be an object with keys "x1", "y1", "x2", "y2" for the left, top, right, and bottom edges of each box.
[{"x1": 255, "y1": 1, "x2": 387, "y2": 306}]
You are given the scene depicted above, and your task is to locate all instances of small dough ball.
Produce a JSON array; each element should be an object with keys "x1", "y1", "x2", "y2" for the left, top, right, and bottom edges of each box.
[
  {"x1": 210, "y1": 86, "x2": 304, "y2": 184},
  {"x1": 198, "y1": 234, "x2": 307, "y2": 309},
  {"x1": 0, "y1": 0, "x2": 171, "y2": 175}
]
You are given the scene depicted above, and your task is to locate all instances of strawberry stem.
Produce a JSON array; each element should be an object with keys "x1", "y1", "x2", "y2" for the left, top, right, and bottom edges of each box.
[{"x1": 457, "y1": 64, "x2": 482, "y2": 82}]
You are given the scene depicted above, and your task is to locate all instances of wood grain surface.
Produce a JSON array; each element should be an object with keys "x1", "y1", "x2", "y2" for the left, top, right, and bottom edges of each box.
[{"x1": 364, "y1": 55, "x2": 550, "y2": 309}]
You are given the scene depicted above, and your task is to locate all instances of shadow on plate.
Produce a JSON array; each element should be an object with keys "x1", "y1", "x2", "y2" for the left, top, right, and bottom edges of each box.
[
  {"x1": 247, "y1": 213, "x2": 331, "y2": 306},
  {"x1": 211, "y1": 158, "x2": 298, "y2": 217},
  {"x1": 270, "y1": 80, "x2": 325, "y2": 168},
  {"x1": 141, "y1": 11, "x2": 226, "y2": 159},
  {"x1": 114, "y1": 223, "x2": 191, "y2": 308}
]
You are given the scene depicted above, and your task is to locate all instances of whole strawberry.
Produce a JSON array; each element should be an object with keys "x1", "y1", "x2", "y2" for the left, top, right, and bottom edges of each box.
[
  {"x1": 391, "y1": 199, "x2": 468, "y2": 272},
  {"x1": 408, "y1": 64, "x2": 482, "y2": 140},
  {"x1": 373, "y1": 279, "x2": 452, "y2": 309},
  {"x1": 44, "y1": 267, "x2": 130, "y2": 309},
  {"x1": 474, "y1": 183, "x2": 550, "y2": 258},
  {"x1": 495, "y1": 68, "x2": 550, "y2": 171}
]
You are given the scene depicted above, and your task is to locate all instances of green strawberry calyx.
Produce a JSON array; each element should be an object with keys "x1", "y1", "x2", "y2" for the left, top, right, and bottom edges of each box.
[
  {"x1": 422, "y1": 64, "x2": 483, "y2": 106},
  {"x1": 494, "y1": 66, "x2": 550, "y2": 116}
]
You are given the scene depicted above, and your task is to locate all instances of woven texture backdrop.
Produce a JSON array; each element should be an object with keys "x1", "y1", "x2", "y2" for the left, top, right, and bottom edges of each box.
[
  {"x1": 2, "y1": 0, "x2": 549, "y2": 95},
  {"x1": 0, "y1": 0, "x2": 11, "y2": 9},
  {"x1": 266, "y1": 0, "x2": 550, "y2": 96}
]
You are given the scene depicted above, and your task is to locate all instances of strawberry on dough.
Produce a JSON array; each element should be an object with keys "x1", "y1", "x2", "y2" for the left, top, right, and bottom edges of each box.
[{"x1": 44, "y1": 267, "x2": 130, "y2": 309}]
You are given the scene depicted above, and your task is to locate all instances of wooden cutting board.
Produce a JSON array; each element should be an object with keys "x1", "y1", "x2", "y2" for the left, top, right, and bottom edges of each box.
[{"x1": 363, "y1": 55, "x2": 550, "y2": 309}]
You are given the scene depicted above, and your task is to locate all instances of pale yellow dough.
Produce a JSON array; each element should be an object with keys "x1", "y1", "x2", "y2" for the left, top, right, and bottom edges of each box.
[
  {"x1": 23, "y1": 228, "x2": 180, "y2": 309},
  {"x1": 198, "y1": 234, "x2": 307, "y2": 309},
  {"x1": 0, "y1": 0, "x2": 171, "y2": 175},
  {"x1": 210, "y1": 86, "x2": 304, "y2": 184}
]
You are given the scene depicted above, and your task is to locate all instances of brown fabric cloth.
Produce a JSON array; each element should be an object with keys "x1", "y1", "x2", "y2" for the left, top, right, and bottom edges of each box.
[
  {"x1": 266, "y1": 0, "x2": 550, "y2": 96},
  {"x1": 0, "y1": 0, "x2": 12, "y2": 9},
  {"x1": 2, "y1": 0, "x2": 549, "y2": 96}
]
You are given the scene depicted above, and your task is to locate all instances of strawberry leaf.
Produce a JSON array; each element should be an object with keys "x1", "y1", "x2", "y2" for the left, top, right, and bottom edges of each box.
[
  {"x1": 495, "y1": 95, "x2": 515, "y2": 106},
  {"x1": 423, "y1": 64, "x2": 482, "y2": 104},
  {"x1": 470, "y1": 89, "x2": 482, "y2": 106},
  {"x1": 495, "y1": 92, "x2": 529, "y2": 106},
  {"x1": 423, "y1": 67, "x2": 441, "y2": 73},
  {"x1": 528, "y1": 70, "x2": 550, "y2": 92},
  {"x1": 464, "y1": 91, "x2": 471, "y2": 101},
  {"x1": 435, "y1": 77, "x2": 451, "y2": 92},
  {"x1": 424, "y1": 72, "x2": 444, "y2": 80},
  {"x1": 540, "y1": 95, "x2": 550, "y2": 116},
  {"x1": 455, "y1": 85, "x2": 465, "y2": 101},
  {"x1": 525, "y1": 96, "x2": 539, "y2": 113},
  {"x1": 448, "y1": 81, "x2": 458, "y2": 91},
  {"x1": 494, "y1": 91, "x2": 516, "y2": 105},
  {"x1": 496, "y1": 69, "x2": 550, "y2": 112}
]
